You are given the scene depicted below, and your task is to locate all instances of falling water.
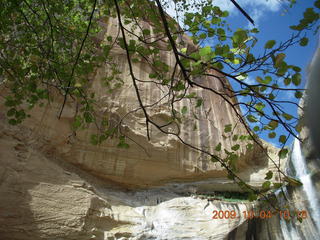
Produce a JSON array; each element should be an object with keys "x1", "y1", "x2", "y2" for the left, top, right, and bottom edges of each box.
[
  {"x1": 291, "y1": 138, "x2": 320, "y2": 233},
  {"x1": 276, "y1": 186, "x2": 300, "y2": 239}
]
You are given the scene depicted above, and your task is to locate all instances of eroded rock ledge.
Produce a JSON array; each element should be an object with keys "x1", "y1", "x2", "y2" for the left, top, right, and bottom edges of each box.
[{"x1": 0, "y1": 121, "x2": 258, "y2": 240}]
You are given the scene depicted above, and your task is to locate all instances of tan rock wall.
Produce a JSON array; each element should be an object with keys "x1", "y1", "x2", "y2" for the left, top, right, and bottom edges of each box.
[
  {"x1": 0, "y1": 17, "x2": 275, "y2": 187},
  {"x1": 0, "y1": 122, "x2": 255, "y2": 240}
]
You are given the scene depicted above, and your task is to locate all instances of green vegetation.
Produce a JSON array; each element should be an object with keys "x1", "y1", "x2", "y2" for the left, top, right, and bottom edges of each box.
[{"x1": 196, "y1": 191, "x2": 253, "y2": 202}]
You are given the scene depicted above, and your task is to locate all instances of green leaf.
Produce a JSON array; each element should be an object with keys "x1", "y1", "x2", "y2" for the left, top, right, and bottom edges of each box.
[
  {"x1": 264, "y1": 40, "x2": 276, "y2": 49},
  {"x1": 199, "y1": 46, "x2": 212, "y2": 56},
  {"x1": 173, "y1": 81, "x2": 185, "y2": 91},
  {"x1": 295, "y1": 91, "x2": 303, "y2": 98},
  {"x1": 224, "y1": 124, "x2": 232, "y2": 133},
  {"x1": 275, "y1": 53, "x2": 286, "y2": 67},
  {"x1": 262, "y1": 181, "x2": 271, "y2": 189},
  {"x1": 211, "y1": 17, "x2": 221, "y2": 24},
  {"x1": 260, "y1": 86, "x2": 267, "y2": 92},
  {"x1": 268, "y1": 132, "x2": 276, "y2": 139},
  {"x1": 256, "y1": 76, "x2": 263, "y2": 83},
  {"x1": 211, "y1": 156, "x2": 219, "y2": 162},
  {"x1": 232, "y1": 58, "x2": 241, "y2": 64},
  {"x1": 273, "y1": 183, "x2": 283, "y2": 188},
  {"x1": 248, "y1": 192, "x2": 257, "y2": 201},
  {"x1": 284, "y1": 78, "x2": 291, "y2": 86},
  {"x1": 279, "y1": 135, "x2": 287, "y2": 144},
  {"x1": 199, "y1": 33, "x2": 207, "y2": 39},
  {"x1": 239, "y1": 135, "x2": 247, "y2": 141},
  {"x1": 285, "y1": 176, "x2": 303, "y2": 187},
  {"x1": 142, "y1": 29, "x2": 151, "y2": 35},
  {"x1": 231, "y1": 144, "x2": 240, "y2": 151},
  {"x1": 7, "y1": 108, "x2": 16, "y2": 117},
  {"x1": 282, "y1": 113, "x2": 293, "y2": 120},
  {"x1": 265, "y1": 171, "x2": 273, "y2": 180},
  {"x1": 118, "y1": 142, "x2": 129, "y2": 148},
  {"x1": 215, "y1": 142, "x2": 222, "y2": 151},
  {"x1": 268, "y1": 120, "x2": 279, "y2": 130},
  {"x1": 190, "y1": 52, "x2": 201, "y2": 60},
  {"x1": 292, "y1": 73, "x2": 301, "y2": 86},
  {"x1": 117, "y1": 136, "x2": 129, "y2": 149},
  {"x1": 90, "y1": 134, "x2": 99, "y2": 145},
  {"x1": 247, "y1": 115, "x2": 258, "y2": 123},
  {"x1": 246, "y1": 53, "x2": 255, "y2": 63},
  {"x1": 246, "y1": 143, "x2": 253, "y2": 150},
  {"x1": 300, "y1": 37, "x2": 309, "y2": 46},
  {"x1": 186, "y1": 92, "x2": 197, "y2": 98},
  {"x1": 232, "y1": 135, "x2": 239, "y2": 141},
  {"x1": 196, "y1": 98, "x2": 203, "y2": 107},
  {"x1": 222, "y1": 10, "x2": 229, "y2": 17},
  {"x1": 73, "y1": 116, "x2": 82, "y2": 129},
  {"x1": 295, "y1": 122, "x2": 303, "y2": 132},
  {"x1": 292, "y1": 66, "x2": 301, "y2": 72},
  {"x1": 149, "y1": 73, "x2": 157, "y2": 79},
  {"x1": 264, "y1": 76, "x2": 272, "y2": 84},
  {"x1": 8, "y1": 119, "x2": 17, "y2": 125},
  {"x1": 5, "y1": 97, "x2": 16, "y2": 107},
  {"x1": 254, "y1": 103, "x2": 265, "y2": 112},
  {"x1": 84, "y1": 112, "x2": 93, "y2": 123},
  {"x1": 217, "y1": 28, "x2": 225, "y2": 36},
  {"x1": 253, "y1": 126, "x2": 260, "y2": 132},
  {"x1": 215, "y1": 46, "x2": 223, "y2": 55},
  {"x1": 268, "y1": 93, "x2": 275, "y2": 100},
  {"x1": 191, "y1": 60, "x2": 202, "y2": 67},
  {"x1": 278, "y1": 148, "x2": 289, "y2": 159},
  {"x1": 232, "y1": 29, "x2": 248, "y2": 47},
  {"x1": 181, "y1": 47, "x2": 187, "y2": 54},
  {"x1": 228, "y1": 153, "x2": 238, "y2": 171},
  {"x1": 181, "y1": 106, "x2": 188, "y2": 114},
  {"x1": 256, "y1": 76, "x2": 272, "y2": 85}
]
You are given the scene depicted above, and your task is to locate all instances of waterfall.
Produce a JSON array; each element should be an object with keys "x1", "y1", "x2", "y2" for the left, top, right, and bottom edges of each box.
[
  {"x1": 275, "y1": 186, "x2": 300, "y2": 239},
  {"x1": 290, "y1": 138, "x2": 320, "y2": 234},
  {"x1": 280, "y1": 215, "x2": 300, "y2": 240}
]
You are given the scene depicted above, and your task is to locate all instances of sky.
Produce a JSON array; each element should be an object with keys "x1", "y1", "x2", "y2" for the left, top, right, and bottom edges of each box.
[{"x1": 164, "y1": 0, "x2": 319, "y2": 147}]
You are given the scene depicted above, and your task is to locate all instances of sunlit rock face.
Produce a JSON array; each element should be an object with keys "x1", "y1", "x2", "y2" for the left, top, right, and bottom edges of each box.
[
  {"x1": 0, "y1": 16, "x2": 278, "y2": 189},
  {"x1": 0, "y1": 121, "x2": 256, "y2": 240},
  {"x1": 0, "y1": 12, "x2": 282, "y2": 240}
]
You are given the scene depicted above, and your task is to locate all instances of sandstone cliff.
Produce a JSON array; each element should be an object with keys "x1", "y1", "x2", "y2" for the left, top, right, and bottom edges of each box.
[
  {"x1": 0, "y1": 13, "x2": 283, "y2": 240},
  {"x1": 0, "y1": 120, "x2": 260, "y2": 240},
  {"x1": 0, "y1": 16, "x2": 279, "y2": 188}
]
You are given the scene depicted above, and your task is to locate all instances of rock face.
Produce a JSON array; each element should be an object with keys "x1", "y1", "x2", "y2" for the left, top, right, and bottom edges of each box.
[
  {"x1": 0, "y1": 16, "x2": 278, "y2": 189},
  {"x1": 0, "y1": 14, "x2": 282, "y2": 240},
  {"x1": 0, "y1": 121, "x2": 257, "y2": 240}
]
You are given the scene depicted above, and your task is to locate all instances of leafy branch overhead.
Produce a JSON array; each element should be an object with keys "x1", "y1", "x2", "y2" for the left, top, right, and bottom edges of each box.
[{"x1": 0, "y1": 0, "x2": 319, "y2": 204}]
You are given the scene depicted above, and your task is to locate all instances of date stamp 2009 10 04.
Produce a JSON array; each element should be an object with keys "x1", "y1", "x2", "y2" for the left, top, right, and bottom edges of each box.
[{"x1": 212, "y1": 209, "x2": 308, "y2": 220}]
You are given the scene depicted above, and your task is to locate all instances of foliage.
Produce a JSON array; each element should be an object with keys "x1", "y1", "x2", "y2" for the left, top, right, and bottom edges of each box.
[{"x1": 0, "y1": 0, "x2": 319, "y2": 204}]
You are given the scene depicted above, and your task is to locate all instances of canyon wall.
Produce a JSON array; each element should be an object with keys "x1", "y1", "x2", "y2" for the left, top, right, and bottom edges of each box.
[
  {"x1": 0, "y1": 16, "x2": 279, "y2": 188},
  {"x1": 0, "y1": 15, "x2": 283, "y2": 240},
  {"x1": 0, "y1": 122, "x2": 256, "y2": 239}
]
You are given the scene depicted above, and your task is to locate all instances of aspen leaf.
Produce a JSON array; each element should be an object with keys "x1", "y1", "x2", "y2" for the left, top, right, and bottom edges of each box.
[{"x1": 265, "y1": 40, "x2": 276, "y2": 49}]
